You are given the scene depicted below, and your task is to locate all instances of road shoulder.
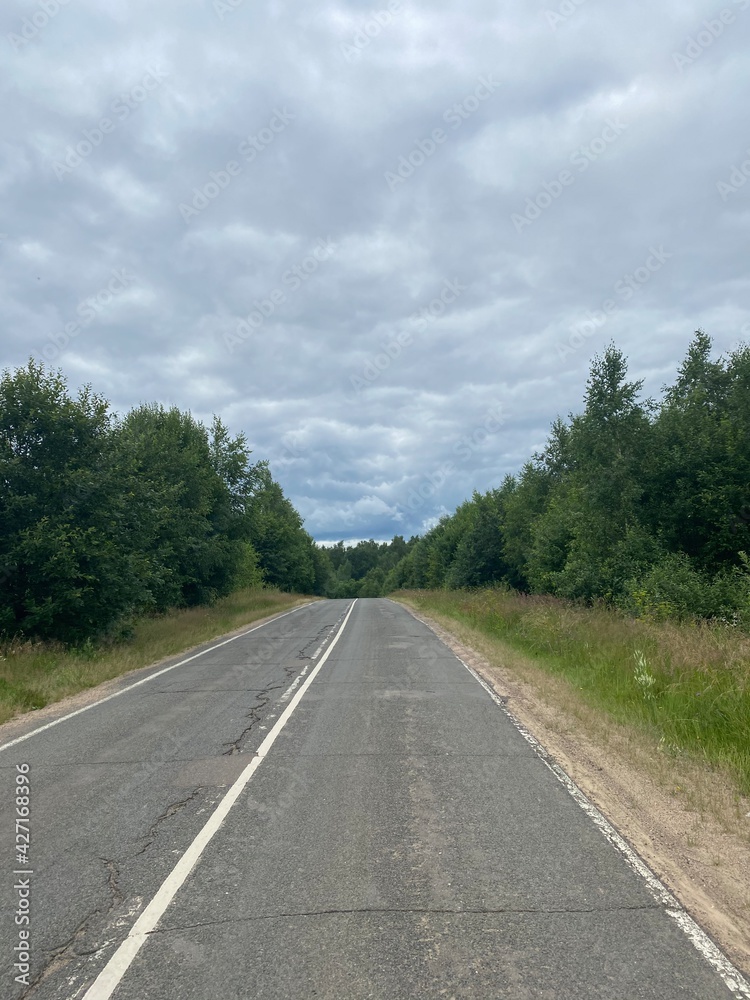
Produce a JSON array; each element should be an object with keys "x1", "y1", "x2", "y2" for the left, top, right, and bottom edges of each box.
[{"x1": 395, "y1": 598, "x2": 750, "y2": 977}]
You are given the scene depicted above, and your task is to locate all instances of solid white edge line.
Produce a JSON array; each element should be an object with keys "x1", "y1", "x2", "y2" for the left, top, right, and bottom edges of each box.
[
  {"x1": 398, "y1": 602, "x2": 750, "y2": 1000},
  {"x1": 0, "y1": 601, "x2": 318, "y2": 754},
  {"x1": 80, "y1": 599, "x2": 357, "y2": 1000}
]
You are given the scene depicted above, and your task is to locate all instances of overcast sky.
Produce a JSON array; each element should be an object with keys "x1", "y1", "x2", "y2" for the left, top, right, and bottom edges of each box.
[{"x1": 2, "y1": 0, "x2": 749, "y2": 543}]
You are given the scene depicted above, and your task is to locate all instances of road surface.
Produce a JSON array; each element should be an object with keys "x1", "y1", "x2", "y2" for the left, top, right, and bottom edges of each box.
[{"x1": 1, "y1": 597, "x2": 747, "y2": 999}]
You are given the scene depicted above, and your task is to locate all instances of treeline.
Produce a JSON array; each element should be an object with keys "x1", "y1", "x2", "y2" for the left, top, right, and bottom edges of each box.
[
  {"x1": 0, "y1": 361, "x2": 326, "y2": 644},
  {"x1": 6, "y1": 333, "x2": 749, "y2": 643},
  {"x1": 384, "y1": 333, "x2": 750, "y2": 624},
  {"x1": 318, "y1": 536, "x2": 417, "y2": 598}
]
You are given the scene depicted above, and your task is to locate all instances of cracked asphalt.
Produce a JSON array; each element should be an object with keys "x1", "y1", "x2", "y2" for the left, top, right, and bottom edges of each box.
[{"x1": 0, "y1": 598, "x2": 743, "y2": 999}]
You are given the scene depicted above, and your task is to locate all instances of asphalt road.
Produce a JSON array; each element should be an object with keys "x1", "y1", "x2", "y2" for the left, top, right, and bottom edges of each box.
[{"x1": 0, "y1": 597, "x2": 747, "y2": 999}]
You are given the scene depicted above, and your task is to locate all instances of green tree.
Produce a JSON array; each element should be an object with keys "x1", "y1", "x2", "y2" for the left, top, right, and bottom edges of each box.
[
  {"x1": 0, "y1": 363, "x2": 152, "y2": 641},
  {"x1": 119, "y1": 404, "x2": 245, "y2": 609},
  {"x1": 527, "y1": 345, "x2": 651, "y2": 599},
  {"x1": 445, "y1": 491, "x2": 507, "y2": 588},
  {"x1": 247, "y1": 463, "x2": 315, "y2": 593},
  {"x1": 643, "y1": 332, "x2": 749, "y2": 573},
  {"x1": 358, "y1": 566, "x2": 386, "y2": 597}
]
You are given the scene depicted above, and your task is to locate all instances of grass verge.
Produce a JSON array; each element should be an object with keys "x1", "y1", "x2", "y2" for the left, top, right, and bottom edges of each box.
[
  {"x1": 0, "y1": 588, "x2": 313, "y2": 727},
  {"x1": 394, "y1": 588, "x2": 750, "y2": 796}
]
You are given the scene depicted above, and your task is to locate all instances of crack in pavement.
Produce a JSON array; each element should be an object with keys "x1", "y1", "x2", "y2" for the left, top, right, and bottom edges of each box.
[
  {"x1": 220, "y1": 645, "x2": 331, "y2": 756},
  {"x1": 19, "y1": 858, "x2": 124, "y2": 999},
  {"x1": 152, "y1": 902, "x2": 664, "y2": 935},
  {"x1": 103, "y1": 859, "x2": 124, "y2": 910},
  {"x1": 221, "y1": 685, "x2": 284, "y2": 756},
  {"x1": 221, "y1": 608, "x2": 356, "y2": 758},
  {"x1": 295, "y1": 606, "x2": 351, "y2": 662},
  {"x1": 296, "y1": 622, "x2": 338, "y2": 660},
  {"x1": 136, "y1": 789, "x2": 205, "y2": 856},
  {"x1": 19, "y1": 786, "x2": 213, "y2": 998},
  {"x1": 21, "y1": 789, "x2": 214, "y2": 995}
]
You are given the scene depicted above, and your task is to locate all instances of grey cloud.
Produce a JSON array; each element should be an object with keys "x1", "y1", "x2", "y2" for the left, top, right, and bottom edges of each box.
[{"x1": 2, "y1": 0, "x2": 749, "y2": 542}]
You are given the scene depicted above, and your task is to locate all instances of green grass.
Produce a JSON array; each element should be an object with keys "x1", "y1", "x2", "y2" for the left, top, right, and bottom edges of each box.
[
  {"x1": 0, "y1": 588, "x2": 314, "y2": 726},
  {"x1": 395, "y1": 588, "x2": 750, "y2": 794}
]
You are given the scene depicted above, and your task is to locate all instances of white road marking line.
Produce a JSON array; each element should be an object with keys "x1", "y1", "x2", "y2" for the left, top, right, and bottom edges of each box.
[
  {"x1": 279, "y1": 665, "x2": 309, "y2": 703},
  {"x1": 0, "y1": 602, "x2": 317, "y2": 754},
  {"x1": 309, "y1": 609, "x2": 350, "y2": 663},
  {"x1": 400, "y1": 604, "x2": 750, "y2": 1000},
  {"x1": 79, "y1": 599, "x2": 357, "y2": 1000}
]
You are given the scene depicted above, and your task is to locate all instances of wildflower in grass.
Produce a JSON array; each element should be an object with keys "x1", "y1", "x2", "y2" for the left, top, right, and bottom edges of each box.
[{"x1": 633, "y1": 649, "x2": 656, "y2": 700}]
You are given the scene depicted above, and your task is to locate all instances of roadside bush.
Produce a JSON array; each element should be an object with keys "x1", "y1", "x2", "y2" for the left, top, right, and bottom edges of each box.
[{"x1": 620, "y1": 552, "x2": 750, "y2": 622}]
